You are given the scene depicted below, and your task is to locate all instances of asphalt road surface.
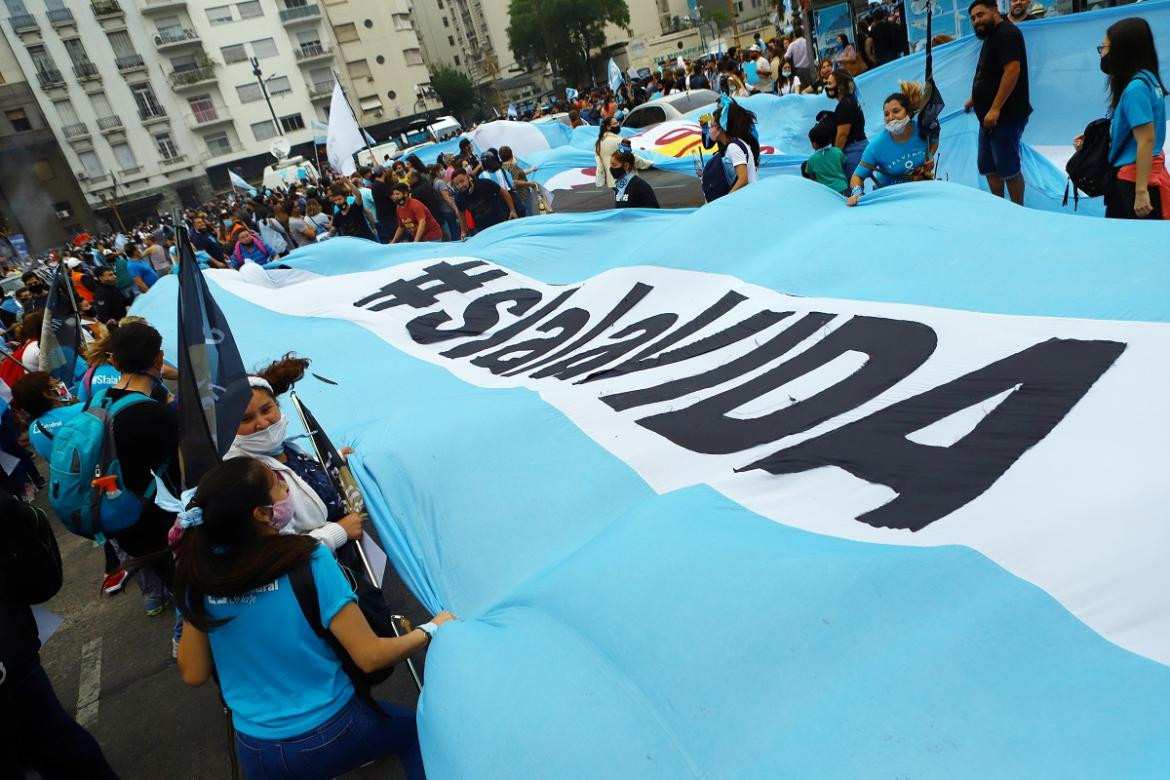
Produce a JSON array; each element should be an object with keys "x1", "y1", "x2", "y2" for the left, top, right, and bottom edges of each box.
[
  {"x1": 551, "y1": 169, "x2": 705, "y2": 212},
  {"x1": 34, "y1": 487, "x2": 430, "y2": 780}
]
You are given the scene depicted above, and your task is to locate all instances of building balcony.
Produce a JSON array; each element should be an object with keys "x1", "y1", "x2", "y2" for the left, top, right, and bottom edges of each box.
[
  {"x1": 36, "y1": 69, "x2": 65, "y2": 89},
  {"x1": 63, "y1": 122, "x2": 91, "y2": 140},
  {"x1": 115, "y1": 53, "x2": 145, "y2": 72},
  {"x1": 160, "y1": 153, "x2": 188, "y2": 166},
  {"x1": 139, "y1": 0, "x2": 187, "y2": 14},
  {"x1": 201, "y1": 146, "x2": 242, "y2": 162},
  {"x1": 47, "y1": 8, "x2": 75, "y2": 27},
  {"x1": 91, "y1": 0, "x2": 124, "y2": 19},
  {"x1": 279, "y1": 4, "x2": 320, "y2": 25},
  {"x1": 187, "y1": 106, "x2": 233, "y2": 129},
  {"x1": 97, "y1": 115, "x2": 124, "y2": 132},
  {"x1": 73, "y1": 61, "x2": 101, "y2": 81},
  {"x1": 168, "y1": 65, "x2": 216, "y2": 90},
  {"x1": 138, "y1": 105, "x2": 169, "y2": 124},
  {"x1": 154, "y1": 27, "x2": 200, "y2": 50},
  {"x1": 308, "y1": 80, "x2": 333, "y2": 100},
  {"x1": 10, "y1": 13, "x2": 38, "y2": 33},
  {"x1": 294, "y1": 42, "x2": 332, "y2": 62}
]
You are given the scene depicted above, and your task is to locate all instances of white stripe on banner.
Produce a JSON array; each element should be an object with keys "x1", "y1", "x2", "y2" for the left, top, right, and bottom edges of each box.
[{"x1": 208, "y1": 261, "x2": 1170, "y2": 666}]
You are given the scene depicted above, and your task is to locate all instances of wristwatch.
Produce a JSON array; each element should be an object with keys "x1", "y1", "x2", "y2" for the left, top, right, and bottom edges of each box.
[{"x1": 417, "y1": 622, "x2": 437, "y2": 641}]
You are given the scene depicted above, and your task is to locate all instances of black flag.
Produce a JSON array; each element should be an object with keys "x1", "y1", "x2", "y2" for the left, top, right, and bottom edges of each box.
[
  {"x1": 287, "y1": 390, "x2": 365, "y2": 516},
  {"x1": 919, "y1": 0, "x2": 945, "y2": 149},
  {"x1": 39, "y1": 264, "x2": 83, "y2": 387},
  {"x1": 175, "y1": 213, "x2": 250, "y2": 487}
]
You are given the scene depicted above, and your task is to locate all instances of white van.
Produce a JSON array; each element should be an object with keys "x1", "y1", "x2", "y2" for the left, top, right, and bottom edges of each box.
[
  {"x1": 357, "y1": 141, "x2": 401, "y2": 168},
  {"x1": 261, "y1": 156, "x2": 320, "y2": 191},
  {"x1": 427, "y1": 116, "x2": 462, "y2": 142}
]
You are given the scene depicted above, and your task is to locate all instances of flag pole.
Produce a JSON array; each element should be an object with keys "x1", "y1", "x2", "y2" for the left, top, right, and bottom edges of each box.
[
  {"x1": 332, "y1": 71, "x2": 376, "y2": 165},
  {"x1": 288, "y1": 391, "x2": 424, "y2": 691}
]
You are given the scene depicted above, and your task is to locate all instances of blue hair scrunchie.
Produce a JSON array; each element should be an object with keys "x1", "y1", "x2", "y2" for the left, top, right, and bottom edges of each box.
[{"x1": 153, "y1": 473, "x2": 201, "y2": 528}]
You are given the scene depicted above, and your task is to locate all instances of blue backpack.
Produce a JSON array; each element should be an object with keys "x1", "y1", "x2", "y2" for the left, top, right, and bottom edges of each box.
[{"x1": 47, "y1": 389, "x2": 160, "y2": 540}]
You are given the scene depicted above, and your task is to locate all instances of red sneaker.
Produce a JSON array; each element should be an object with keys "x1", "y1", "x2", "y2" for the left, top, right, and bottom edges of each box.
[{"x1": 102, "y1": 568, "x2": 128, "y2": 595}]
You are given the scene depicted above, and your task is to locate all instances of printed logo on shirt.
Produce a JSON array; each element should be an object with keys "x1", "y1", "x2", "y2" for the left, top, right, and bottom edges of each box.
[{"x1": 208, "y1": 581, "x2": 279, "y2": 606}]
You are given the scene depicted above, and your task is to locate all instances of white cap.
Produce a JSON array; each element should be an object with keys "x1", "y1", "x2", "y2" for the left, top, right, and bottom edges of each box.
[{"x1": 65, "y1": 257, "x2": 81, "y2": 269}]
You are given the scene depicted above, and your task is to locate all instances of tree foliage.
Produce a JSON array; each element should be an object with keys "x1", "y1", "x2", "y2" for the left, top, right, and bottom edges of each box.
[
  {"x1": 508, "y1": 0, "x2": 630, "y2": 87},
  {"x1": 430, "y1": 65, "x2": 477, "y2": 122}
]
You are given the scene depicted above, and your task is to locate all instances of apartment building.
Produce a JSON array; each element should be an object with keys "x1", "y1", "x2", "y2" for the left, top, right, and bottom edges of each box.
[
  {"x1": 2, "y1": 0, "x2": 435, "y2": 233},
  {"x1": 0, "y1": 29, "x2": 93, "y2": 252}
]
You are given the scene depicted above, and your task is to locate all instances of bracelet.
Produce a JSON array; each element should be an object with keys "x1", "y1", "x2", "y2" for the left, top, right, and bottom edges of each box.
[
  {"x1": 850, "y1": 186, "x2": 863, "y2": 197},
  {"x1": 417, "y1": 622, "x2": 437, "y2": 641}
]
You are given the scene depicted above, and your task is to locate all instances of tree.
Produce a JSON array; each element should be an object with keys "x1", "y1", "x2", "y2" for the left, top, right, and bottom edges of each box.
[
  {"x1": 430, "y1": 65, "x2": 477, "y2": 123},
  {"x1": 508, "y1": 0, "x2": 630, "y2": 87}
]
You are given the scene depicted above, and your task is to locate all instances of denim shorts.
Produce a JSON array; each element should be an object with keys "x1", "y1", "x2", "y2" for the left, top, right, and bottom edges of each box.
[{"x1": 977, "y1": 119, "x2": 1027, "y2": 180}]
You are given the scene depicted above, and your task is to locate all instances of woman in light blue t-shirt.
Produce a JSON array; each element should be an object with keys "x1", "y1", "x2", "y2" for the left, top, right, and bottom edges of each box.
[
  {"x1": 847, "y1": 82, "x2": 938, "y2": 206},
  {"x1": 174, "y1": 457, "x2": 455, "y2": 779}
]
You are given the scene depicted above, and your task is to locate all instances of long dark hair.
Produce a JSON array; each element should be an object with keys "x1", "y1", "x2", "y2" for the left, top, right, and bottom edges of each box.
[
  {"x1": 713, "y1": 101, "x2": 761, "y2": 168},
  {"x1": 173, "y1": 457, "x2": 316, "y2": 631},
  {"x1": 1105, "y1": 18, "x2": 1165, "y2": 109},
  {"x1": 595, "y1": 117, "x2": 616, "y2": 155}
]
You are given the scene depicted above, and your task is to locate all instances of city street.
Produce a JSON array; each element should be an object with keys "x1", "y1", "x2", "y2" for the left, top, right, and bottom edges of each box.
[
  {"x1": 35, "y1": 490, "x2": 430, "y2": 780},
  {"x1": 550, "y1": 169, "x2": 706, "y2": 211}
]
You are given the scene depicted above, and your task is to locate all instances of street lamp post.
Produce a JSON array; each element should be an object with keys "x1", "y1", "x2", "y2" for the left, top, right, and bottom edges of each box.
[{"x1": 250, "y1": 56, "x2": 283, "y2": 136}]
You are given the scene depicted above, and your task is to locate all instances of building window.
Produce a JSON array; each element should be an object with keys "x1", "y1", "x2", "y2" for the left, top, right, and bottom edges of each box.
[
  {"x1": 392, "y1": 13, "x2": 410, "y2": 30},
  {"x1": 268, "y1": 75, "x2": 292, "y2": 95},
  {"x1": 206, "y1": 5, "x2": 232, "y2": 24},
  {"x1": 53, "y1": 202, "x2": 73, "y2": 218},
  {"x1": 346, "y1": 59, "x2": 370, "y2": 80},
  {"x1": 131, "y1": 83, "x2": 163, "y2": 116},
  {"x1": 155, "y1": 132, "x2": 179, "y2": 160},
  {"x1": 5, "y1": 108, "x2": 32, "y2": 132},
  {"x1": 333, "y1": 23, "x2": 358, "y2": 43},
  {"x1": 403, "y1": 48, "x2": 423, "y2": 66},
  {"x1": 205, "y1": 131, "x2": 232, "y2": 156},
  {"x1": 236, "y1": 1, "x2": 261, "y2": 19},
  {"x1": 62, "y1": 38, "x2": 91, "y2": 68},
  {"x1": 221, "y1": 44, "x2": 247, "y2": 64},
  {"x1": 78, "y1": 149, "x2": 103, "y2": 178},
  {"x1": 236, "y1": 82, "x2": 263, "y2": 103},
  {"x1": 358, "y1": 95, "x2": 381, "y2": 113},
  {"x1": 35, "y1": 159, "x2": 55, "y2": 181},
  {"x1": 111, "y1": 142, "x2": 137, "y2": 171},
  {"x1": 442, "y1": 16, "x2": 448, "y2": 27},
  {"x1": 447, "y1": 35, "x2": 454, "y2": 46},
  {"x1": 251, "y1": 119, "x2": 278, "y2": 141},
  {"x1": 453, "y1": 55, "x2": 460, "y2": 66},
  {"x1": 250, "y1": 37, "x2": 277, "y2": 59},
  {"x1": 279, "y1": 113, "x2": 304, "y2": 132},
  {"x1": 53, "y1": 98, "x2": 79, "y2": 125}
]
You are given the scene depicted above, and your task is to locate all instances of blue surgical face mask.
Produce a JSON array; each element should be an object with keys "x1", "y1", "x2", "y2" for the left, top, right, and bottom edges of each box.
[{"x1": 346, "y1": 195, "x2": 356, "y2": 206}]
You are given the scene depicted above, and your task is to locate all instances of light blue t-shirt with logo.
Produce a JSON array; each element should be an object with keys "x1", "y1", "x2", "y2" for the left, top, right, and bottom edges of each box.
[
  {"x1": 858, "y1": 127, "x2": 930, "y2": 187},
  {"x1": 205, "y1": 543, "x2": 357, "y2": 739},
  {"x1": 30, "y1": 404, "x2": 83, "y2": 460},
  {"x1": 76, "y1": 364, "x2": 121, "y2": 403}
]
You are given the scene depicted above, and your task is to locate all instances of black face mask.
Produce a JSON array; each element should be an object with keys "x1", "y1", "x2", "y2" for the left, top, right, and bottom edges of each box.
[
  {"x1": 1098, "y1": 52, "x2": 1112, "y2": 75},
  {"x1": 609, "y1": 165, "x2": 627, "y2": 181},
  {"x1": 825, "y1": 87, "x2": 839, "y2": 98}
]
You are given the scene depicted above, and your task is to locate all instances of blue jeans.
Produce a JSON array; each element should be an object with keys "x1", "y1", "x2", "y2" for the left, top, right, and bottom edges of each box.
[
  {"x1": 375, "y1": 221, "x2": 396, "y2": 245},
  {"x1": 235, "y1": 696, "x2": 425, "y2": 780},
  {"x1": 842, "y1": 139, "x2": 868, "y2": 181},
  {"x1": 437, "y1": 210, "x2": 460, "y2": 241},
  {"x1": 978, "y1": 119, "x2": 1027, "y2": 180}
]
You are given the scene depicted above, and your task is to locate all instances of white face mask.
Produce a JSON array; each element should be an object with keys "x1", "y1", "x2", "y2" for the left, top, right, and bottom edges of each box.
[
  {"x1": 234, "y1": 413, "x2": 289, "y2": 457},
  {"x1": 885, "y1": 116, "x2": 913, "y2": 135}
]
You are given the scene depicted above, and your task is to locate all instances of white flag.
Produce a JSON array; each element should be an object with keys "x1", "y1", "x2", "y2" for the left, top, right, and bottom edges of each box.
[{"x1": 327, "y1": 80, "x2": 365, "y2": 176}]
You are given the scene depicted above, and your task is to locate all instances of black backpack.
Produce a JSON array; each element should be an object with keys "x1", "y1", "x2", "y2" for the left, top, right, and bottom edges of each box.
[
  {"x1": 1063, "y1": 118, "x2": 1117, "y2": 206},
  {"x1": 701, "y1": 138, "x2": 750, "y2": 203},
  {"x1": 290, "y1": 555, "x2": 393, "y2": 715}
]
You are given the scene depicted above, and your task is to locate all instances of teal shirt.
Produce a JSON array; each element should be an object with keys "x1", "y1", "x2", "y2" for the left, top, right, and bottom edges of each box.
[
  {"x1": 113, "y1": 256, "x2": 133, "y2": 290},
  {"x1": 805, "y1": 146, "x2": 848, "y2": 194},
  {"x1": 1110, "y1": 71, "x2": 1167, "y2": 167},
  {"x1": 205, "y1": 544, "x2": 357, "y2": 739}
]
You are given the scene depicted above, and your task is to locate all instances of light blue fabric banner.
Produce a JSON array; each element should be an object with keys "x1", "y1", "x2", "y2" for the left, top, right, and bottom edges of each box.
[{"x1": 136, "y1": 173, "x2": 1170, "y2": 776}]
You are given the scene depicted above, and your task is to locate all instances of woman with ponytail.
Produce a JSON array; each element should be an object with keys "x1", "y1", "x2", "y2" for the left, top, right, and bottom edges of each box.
[
  {"x1": 174, "y1": 457, "x2": 453, "y2": 779},
  {"x1": 846, "y1": 81, "x2": 938, "y2": 206},
  {"x1": 225, "y1": 353, "x2": 363, "y2": 552}
]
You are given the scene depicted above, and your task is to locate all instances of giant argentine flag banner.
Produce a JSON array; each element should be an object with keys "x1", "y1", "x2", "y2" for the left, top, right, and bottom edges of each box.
[{"x1": 136, "y1": 177, "x2": 1170, "y2": 776}]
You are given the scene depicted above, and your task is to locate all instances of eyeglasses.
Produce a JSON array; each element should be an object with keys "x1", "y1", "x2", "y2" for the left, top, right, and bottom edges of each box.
[{"x1": 1097, "y1": 44, "x2": 1107, "y2": 54}]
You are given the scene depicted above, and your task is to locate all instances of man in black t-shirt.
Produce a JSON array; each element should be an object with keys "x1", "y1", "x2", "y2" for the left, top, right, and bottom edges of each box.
[
  {"x1": 327, "y1": 181, "x2": 376, "y2": 241},
  {"x1": 965, "y1": 0, "x2": 1032, "y2": 206},
  {"x1": 367, "y1": 167, "x2": 398, "y2": 244},
  {"x1": 611, "y1": 149, "x2": 659, "y2": 209},
  {"x1": 452, "y1": 169, "x2": 517, "y2": 238},
  {"x1": 870, "y1": 9, "x2": 901, "y2": 65}
]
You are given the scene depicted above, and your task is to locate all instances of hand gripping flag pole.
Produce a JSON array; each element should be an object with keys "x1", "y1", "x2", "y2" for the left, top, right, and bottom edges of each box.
[{"x1": 288, "y1": 390, "x2": 425, "y2": 692}]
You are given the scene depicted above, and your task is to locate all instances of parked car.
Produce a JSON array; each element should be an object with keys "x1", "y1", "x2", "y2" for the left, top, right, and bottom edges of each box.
[{"x1": 621, "y1": 89, "x2": 720, "y2": 130}]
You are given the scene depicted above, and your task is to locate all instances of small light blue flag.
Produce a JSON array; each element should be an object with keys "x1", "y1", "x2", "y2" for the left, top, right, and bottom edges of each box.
[
  {"x1": 607, "y1": 58, "x2": 623, "y2": 93},
  {"x1": 229, "y1": 170, "x2": 257, "y2": 195}
]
